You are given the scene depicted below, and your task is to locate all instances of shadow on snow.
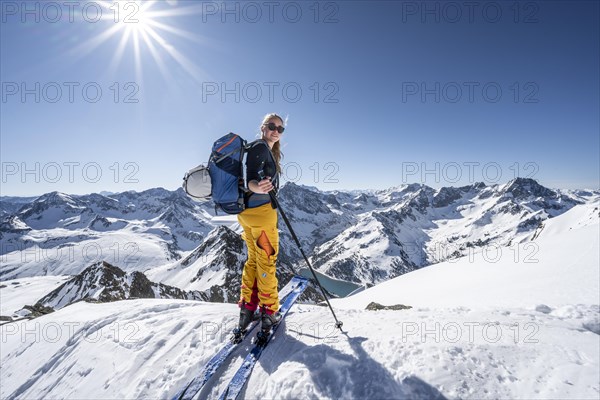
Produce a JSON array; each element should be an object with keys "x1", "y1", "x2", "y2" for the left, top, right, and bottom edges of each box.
[{"x1": 247, "y1": 324, "x2": 447, "y2": 400}]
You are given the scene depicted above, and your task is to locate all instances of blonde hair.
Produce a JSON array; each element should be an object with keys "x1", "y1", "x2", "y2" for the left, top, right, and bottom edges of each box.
[{"x1": 260, "y1": 113, "x2": 284, "y2": 173}]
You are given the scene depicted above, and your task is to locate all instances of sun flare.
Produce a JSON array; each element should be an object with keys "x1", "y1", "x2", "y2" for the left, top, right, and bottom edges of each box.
[{"x1": 67, "y1": 1, "x2": 206, "y2": 86}]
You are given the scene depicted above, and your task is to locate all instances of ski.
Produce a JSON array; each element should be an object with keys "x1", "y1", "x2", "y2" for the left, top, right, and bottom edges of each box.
[
  {"x1": 218, "y1": 276, "x2": 309, "y2": 400},
  {"x1": 171, "y1": 276, "x2": 306, "y2": 400}
]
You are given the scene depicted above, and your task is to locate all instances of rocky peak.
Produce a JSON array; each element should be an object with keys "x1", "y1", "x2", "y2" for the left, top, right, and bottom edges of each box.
[
  {"x1": 81, "y1": 193, "x2": 122, "y2": 211},
  {"x1": 34, "y1": 261, "x2": 202, "y2": 311},
  {"x1": 18, "y1": 191, "x2": 87, "y2": 222},
  {"x1": 407, "y1": 185, "x2": 435, "y2": 213},
  {"x1": 432, "y1": 185, "x2": 473, "y2": 208},
  {"x1": 36, "y1": 191, "x2": 80, "y2": 207},
  {"x1": 180, "y1": 226, "x2": 243, "y2": 268},
  {"x1": 500, "y1": 178, "x2": 557, "y2": 200},
  {"x1": 279, "y1": 182, "x2": 332, "y2": 215},
  {"x1": 377, "y1": 184, "x2": 423, "y2": 202}
]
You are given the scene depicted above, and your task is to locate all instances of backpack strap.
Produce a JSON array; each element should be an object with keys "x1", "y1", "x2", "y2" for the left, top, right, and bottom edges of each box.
[
  {"x1": 247, "y1": 139, "x2": 277, "y2": 166},
  {"x1": 245, "y1": 139, "x2": 266, "y2": 151},
  {"x1": 239, "y1": 140, "x2": 264, "y2": 195}
]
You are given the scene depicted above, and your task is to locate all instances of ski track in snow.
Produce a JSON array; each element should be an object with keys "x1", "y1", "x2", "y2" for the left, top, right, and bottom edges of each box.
[{"x1": 7, "y1": 315, "x2": 121, "y2": 399}]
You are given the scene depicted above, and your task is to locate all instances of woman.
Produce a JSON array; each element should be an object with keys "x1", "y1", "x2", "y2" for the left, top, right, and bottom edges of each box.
[{"x1": 233, "y1": 113, "x2": 286, "y2": 341}]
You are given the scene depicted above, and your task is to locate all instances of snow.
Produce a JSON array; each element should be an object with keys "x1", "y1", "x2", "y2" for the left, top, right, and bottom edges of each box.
[
  {"x1": 0, "y1": 202, "x2": 598, "y2": 399},
  {"x1": 144, "y1": 226, "x2": 246, "y2": 293},
  {"x1": 146, "y1": 255, "x2": 230, "y2": 293},
  {"x1": 1, "y1": 190, "x2": 216, "y2": 281},
  {"x1": 333, "y1": 202, "x2": 600, "y2": 310},
  {"x1": 310, "y1": 180, "x2": 580, "y2": 287},
  {"x1": 2, "y1": 228, "x2": 172, "y2": 279},
  {"x1": 0, "y1": 276, "x2": 70, "y2": 317}
]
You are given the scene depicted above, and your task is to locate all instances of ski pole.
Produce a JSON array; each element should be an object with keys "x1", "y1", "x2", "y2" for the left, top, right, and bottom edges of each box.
[{"x1": 268, "y1": 190, "x2": 344, "y2": 331}]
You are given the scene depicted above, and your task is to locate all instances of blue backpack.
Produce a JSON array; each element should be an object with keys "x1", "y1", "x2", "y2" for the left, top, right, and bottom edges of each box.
[{"x1": 182, "y1": 132, "x2": 265, "y2": 214}]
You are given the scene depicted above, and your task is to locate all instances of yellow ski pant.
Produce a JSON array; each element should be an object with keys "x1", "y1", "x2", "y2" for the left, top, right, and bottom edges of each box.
[{"x1": 237, "y1": 202, "x2": 280, "y2": 313}]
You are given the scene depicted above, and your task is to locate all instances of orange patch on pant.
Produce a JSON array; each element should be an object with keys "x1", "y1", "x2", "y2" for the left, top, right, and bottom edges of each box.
[{"x1": 256, "y1": 230, "x2": 275, "y2": 257}]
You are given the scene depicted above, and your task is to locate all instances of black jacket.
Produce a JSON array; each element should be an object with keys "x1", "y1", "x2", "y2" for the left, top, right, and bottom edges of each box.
[{"x1": 245, "y1": 141, "x2": 279, "y2": 208}]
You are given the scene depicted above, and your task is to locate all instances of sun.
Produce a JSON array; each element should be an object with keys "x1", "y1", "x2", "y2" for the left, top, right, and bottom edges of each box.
[{"x1": 66, "y1": 1, "x2": 207, "y2": 85}]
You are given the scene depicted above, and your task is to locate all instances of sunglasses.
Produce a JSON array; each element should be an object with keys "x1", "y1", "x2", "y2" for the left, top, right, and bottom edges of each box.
[{"x1": 266, "y1": 122, "x2": 285, "y2": 134}]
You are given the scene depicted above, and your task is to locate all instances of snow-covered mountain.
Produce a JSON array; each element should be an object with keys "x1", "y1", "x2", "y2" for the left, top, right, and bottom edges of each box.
[
  {"x1": 0, "y1": 196, "x2": 38, "y2": 218},
  {"x1": 282, "y1": 178, "x2": 588, "y2": 286},
  {"x1": 1, "y1": 179, "x2": 596, "y2": 299},
  {"x1": 2, "y1": 261, "x2": 207, "y2": 320},
  {"x1": 1, "y1": 188, "x2": 215, "y2": 279},
  {"x1": 1, "y1": 199, "x2": 597, "y2": 399},
  {"x1": 145, "y1": 226, "x2": 247, "y2": 303},
  {"x1": 36, "y1": 260, "x2": 204, "y2": 310}
]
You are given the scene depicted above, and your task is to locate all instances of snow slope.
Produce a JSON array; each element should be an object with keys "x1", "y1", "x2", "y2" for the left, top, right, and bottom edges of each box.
[
  {"x1": 0, "y1": 276, "x2": 70, "y2": 317},
  {"x1": 1, "y1": 228, "x2": 171, "y2": 279},
  {"x1": 0, "y1": 202, "x2": 598, "y2": 399}
]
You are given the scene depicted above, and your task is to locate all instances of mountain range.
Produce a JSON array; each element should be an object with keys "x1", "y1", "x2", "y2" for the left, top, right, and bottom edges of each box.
[
  {"x1": 2, "y1": 197, "x2": 598, "y2": 399},
  {"x1": 1, "y1": 178, "x2": 597, "y2": 317}
]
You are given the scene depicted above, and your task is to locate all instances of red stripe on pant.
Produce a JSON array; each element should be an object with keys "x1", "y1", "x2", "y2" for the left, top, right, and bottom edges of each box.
[{"x1": 241, "y1": 279, "x2": 260, "y2": 312}]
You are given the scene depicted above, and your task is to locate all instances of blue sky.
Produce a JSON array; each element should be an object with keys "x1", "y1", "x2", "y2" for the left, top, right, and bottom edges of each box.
[{"x1": 1, "y1": 0, "x2": 598, "y2": 196}]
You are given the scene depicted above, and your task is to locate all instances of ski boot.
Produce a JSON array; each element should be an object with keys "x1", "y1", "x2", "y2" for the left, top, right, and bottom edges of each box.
[
  {"x1": 256, "y1": 311, "x2": 282, "y2": 347},
  {"x1": 230, "y1": 306, "x2": 255, "y2": 344}
]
